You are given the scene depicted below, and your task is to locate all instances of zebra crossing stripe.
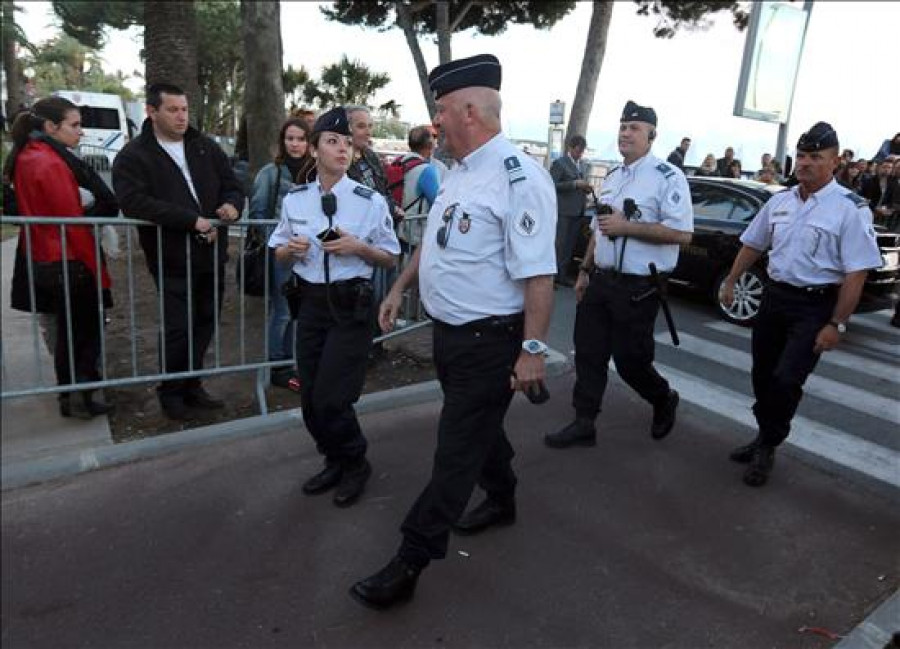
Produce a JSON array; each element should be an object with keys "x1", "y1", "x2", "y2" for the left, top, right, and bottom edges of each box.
[
  {"x1": 653, "y1": 363, "x2": 900, "y2": 489},
  {"x1": 655, "y1": 332, "x2": 900, "y2": 425},
  {"x1": 702, "y1": 320, "x2": 900, "y2": 381}
]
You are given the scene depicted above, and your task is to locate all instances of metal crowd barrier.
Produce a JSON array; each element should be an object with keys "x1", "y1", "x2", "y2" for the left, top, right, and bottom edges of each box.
[{"x1": 0, "y1": 215, "x2": 431, "y2": 415}]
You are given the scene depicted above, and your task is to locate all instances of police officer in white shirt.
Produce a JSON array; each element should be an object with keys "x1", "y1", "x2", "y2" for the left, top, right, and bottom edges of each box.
[
  {"x1": 545, "y1": 101, "x2": 693, "y2": 450},
  {"x1": 351, "y1": 54, "x2": 557, "y2": 609},
  {"x1": 268, "y1": 106, "x2": 400, "y2": 507},
  {"x1": 720, "y1": 122, "x2": 882, "y2": 487}
]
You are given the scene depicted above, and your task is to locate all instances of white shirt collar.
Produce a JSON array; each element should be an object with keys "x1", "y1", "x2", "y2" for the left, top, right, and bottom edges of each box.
[{"x1": 458, "y1": 133, "x2": 504, "y2": 170}]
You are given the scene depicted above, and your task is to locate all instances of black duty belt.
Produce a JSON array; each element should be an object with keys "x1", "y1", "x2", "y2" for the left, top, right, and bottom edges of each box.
[
  {"x1": 769, "y1": 280, "x2": 838, "y2": 297},
  {"x1": 593, "y1": 267, "x2": 668, "y2": 283},
  {"x1": 433, "y1": 312, "x2": 524, "y2": 332},
  {"x1": 295, "y1": 277, "x2": 370, "y2": 299}
]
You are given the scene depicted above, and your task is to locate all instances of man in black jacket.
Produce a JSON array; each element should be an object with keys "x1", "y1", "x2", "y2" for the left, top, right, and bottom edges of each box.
[
  {"x1": 666, "y1": 136, "x2": 691, "y2": 171},
  {"x1": 113, "y1": 83, "x2": 244, "y2": 420}
]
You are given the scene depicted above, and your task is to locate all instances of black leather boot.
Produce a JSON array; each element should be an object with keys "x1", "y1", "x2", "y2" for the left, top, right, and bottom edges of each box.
[
  {"x1": 729, "y1": 438, "x2": 761, "y2": 464},
  {"x1": 350, "y1": 556, "x2": 422, "y2": 610},
  {"x1": 743, "y1": 445, "x2": 776, "y2": 487},
  {"x1": 453, "y1": 497, "x2": 516, "y2": 535},
  {"x1": 544, "y1": 418, "x2": 596, "y2": 448},
  {"x1": 650, "y1": 390, "x2": 679, "y2": 439},
  {"x1": 333, "y1": 459, "x2": 372, "y2": 508},
  {"x1": 302, "y1": 463, "x2": 343, "y2": 495}
]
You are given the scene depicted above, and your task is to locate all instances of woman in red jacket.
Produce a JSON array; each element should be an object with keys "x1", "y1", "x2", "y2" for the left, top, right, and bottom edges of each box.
[{"x1": 4, "y1": 97, "x2": 118, "y2": 418}]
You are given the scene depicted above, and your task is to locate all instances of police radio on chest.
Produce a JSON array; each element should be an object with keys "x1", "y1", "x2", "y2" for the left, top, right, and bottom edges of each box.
[{"x1": 318, "y1": 193, "x2": 340, "y2": 241}]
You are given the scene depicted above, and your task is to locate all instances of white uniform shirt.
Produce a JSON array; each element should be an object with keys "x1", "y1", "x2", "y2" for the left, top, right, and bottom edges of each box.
[
  {"x1": 740, "y1": 179, "x2": 882, "y2": 286},
  {"x1": 267, "y1": 175, "x2": 400, "y2": 283},
  {"x1": 593, "y1": 152, "x2": 693, "y2": 275},
  {"x1": 418, "y1": 134, "x2": 557, "y2": 325}
]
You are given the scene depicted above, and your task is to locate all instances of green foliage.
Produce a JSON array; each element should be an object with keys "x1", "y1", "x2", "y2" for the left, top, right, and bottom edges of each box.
[
  {"x1": 634, "y1": 1, "x2": 749, "y2": 38},
  {"x1": 372, "y1": 117, "x2": 408, "y2": 140},
  {"x1": 196, "y1": 0, "x2": 243, "y2": 133},
  {"x1": 283, "y1": 64, "x2": 311, "y2": 110},
  {"x1": 302, "y1": 55, "x2": 396, "y2": 110},
  {"x1": 51, "y1": 1, "x2": 142, "y2": 49},
  {"x1": 322, "y1": 1, "x2": 576, "y2": 36},
  {"x1": 22, "y1": 34, "x2": 136, "y2": 99}
]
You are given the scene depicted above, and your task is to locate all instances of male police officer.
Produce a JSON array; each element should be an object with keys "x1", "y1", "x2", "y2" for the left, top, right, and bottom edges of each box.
[
  {"x1": 720, "y1": 122, "x2": 882, "y2": 487},
  {"x1": 350, "y1": 54, "x2": 557, "y2": 609},
  {"x1": 545, "y1": 101, "x2": 693, "y2": 449}
]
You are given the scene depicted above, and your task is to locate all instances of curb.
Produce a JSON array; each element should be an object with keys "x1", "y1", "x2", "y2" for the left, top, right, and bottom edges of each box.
[
  {"x1": 835, "y1": 589, "x2": 899, "y2": 649},
  {"x1": 1, "y1": 349, "x2": 571, "y2": 491}
]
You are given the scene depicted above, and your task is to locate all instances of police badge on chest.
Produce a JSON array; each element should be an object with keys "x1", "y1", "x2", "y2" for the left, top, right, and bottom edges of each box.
[{"x1": 458, "y1": 212, "x2": 471, "y2": 234}]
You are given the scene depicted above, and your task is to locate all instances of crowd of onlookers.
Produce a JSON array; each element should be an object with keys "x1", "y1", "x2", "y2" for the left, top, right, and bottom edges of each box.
[{"x1": 667, "y1": 133, "x2": 900, "y2": 231}]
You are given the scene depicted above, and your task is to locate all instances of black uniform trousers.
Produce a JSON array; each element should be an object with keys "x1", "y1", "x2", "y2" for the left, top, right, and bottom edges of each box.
[
  {"x1": 295, "y1": 289, "x2": 372, "y2": 467},
  {"x1": 572, "y1": 270, "x2": 671, "y2": 419},
  {"x1": 399, "y1": 315, "x2": 523, "y2": 568},
  {"x1": 751, "y1": 282, "x2": 837, "y2": 447},
  {"x1": 52, "y1": 263, "x2": 102, "y2": 387},
  {"x1": 151, "y1": 271, "x2": 224, "y2": 402}
]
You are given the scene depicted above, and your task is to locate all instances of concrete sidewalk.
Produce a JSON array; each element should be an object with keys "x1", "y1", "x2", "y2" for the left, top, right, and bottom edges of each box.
[
  {"x1": 2, "y1": 371, "x2": 898, "y2": 649},
  {"x1": 1, "y1": 237, "x2": 112, "y2": 475}
]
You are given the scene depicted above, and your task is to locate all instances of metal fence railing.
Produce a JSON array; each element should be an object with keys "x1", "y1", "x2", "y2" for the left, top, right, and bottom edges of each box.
[{"x1": 0, "y1": 214, "x2": 431, "y2": 416}]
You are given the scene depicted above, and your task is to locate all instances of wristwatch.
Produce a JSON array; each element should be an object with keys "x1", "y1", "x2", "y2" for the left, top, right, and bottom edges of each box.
[
  {"x1": 828, "y1": 320, "x2": 847, "y2": 334},
  {"x1": 522, "y1": 339, "x2": 549, "y2": 356}
]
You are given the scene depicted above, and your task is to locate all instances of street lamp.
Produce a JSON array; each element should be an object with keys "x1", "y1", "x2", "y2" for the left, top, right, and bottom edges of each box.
[{"x1": 23, "y1": 67, "x2": 36, "y2": 108}]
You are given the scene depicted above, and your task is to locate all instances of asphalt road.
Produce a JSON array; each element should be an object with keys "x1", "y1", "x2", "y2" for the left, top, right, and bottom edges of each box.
[{"x1": 3, "y1": 363, "x2": 898, "y2": 648}]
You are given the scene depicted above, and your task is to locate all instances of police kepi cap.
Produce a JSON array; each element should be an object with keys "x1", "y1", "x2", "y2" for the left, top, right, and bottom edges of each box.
[
  {"x1": 428, "y1": 54, "x2": 502, "y2": 100},
  {"x1": 797, "y1": 121, "x2": 839, "y2": 152},
  {"x1": 312, "y1": 106, "x2": 351, "y2": 136},
  {"x1": 620, "y1": 100, "x2": 657, "y2": 127}
]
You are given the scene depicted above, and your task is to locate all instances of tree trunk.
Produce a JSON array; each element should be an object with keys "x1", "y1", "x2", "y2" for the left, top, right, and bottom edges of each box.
[
  {"x1": 396, "y1": 1, "x2": 435, "y2": 119},
  {"x1": 435, "y1": 1, "x2": 451, "y2": 64},
  {"x1": 2, "y1": 0, "x2": 24, "y2": 118},
  {"x1": 144, "y1": 1, "x2": 200, "y2": 126},
  {"x1": 566, "y1": 1, "x2": 613, "y2": 142},
  {"x1": 241, "y1": 0, "x2": 283, "y2": 178}
]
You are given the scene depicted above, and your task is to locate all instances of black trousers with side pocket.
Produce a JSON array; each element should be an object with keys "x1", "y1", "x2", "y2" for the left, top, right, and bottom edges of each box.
[
  {"x1": 572, "y1": 269, "x2": 671, "y2": 420},
  {"x1": 398, "y1": 315, "x2": 523, "y2": 568}
]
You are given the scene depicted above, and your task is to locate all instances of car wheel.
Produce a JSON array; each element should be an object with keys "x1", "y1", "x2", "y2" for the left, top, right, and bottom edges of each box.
[{"x1": 715, "y1": 268, "x2": 765, "y2": 325}]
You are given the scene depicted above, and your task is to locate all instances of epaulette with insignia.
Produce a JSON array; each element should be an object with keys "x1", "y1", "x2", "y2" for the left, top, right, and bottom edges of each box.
[
  {"x1": 842, "y1": 191, "x2": 868, "y2": 208},
  {"x1": 655, "y1": 163, "x2": 675, "y2": 179},
  {"x1": 353, "y1": 185, "x2": 374, "y2": 199},
  {"x1": 288, "y1": 183, "x2": 310, "y2": 194},
  {"x1": 504, "y1": 155, "x2": 526, "y2": 184}
]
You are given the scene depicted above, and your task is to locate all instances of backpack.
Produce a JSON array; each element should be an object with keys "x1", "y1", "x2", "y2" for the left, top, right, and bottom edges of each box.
[{"x1": 385, "y1": 155, "x2": 426, "y2": 210}]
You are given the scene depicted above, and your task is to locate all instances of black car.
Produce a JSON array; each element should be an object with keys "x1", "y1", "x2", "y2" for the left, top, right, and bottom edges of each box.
[{"x1": 573, "y1": 177, "x2": 900, "y2": 325}]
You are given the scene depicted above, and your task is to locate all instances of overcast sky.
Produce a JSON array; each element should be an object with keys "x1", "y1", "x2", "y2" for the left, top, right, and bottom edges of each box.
[{"x1": 18, "y1": 1, "x2": 899, "y2": 167}]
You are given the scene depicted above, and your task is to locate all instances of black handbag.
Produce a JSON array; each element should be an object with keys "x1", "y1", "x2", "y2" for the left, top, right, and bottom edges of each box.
[{"x1": 237, "y1": 170, "x2": 280, "y2": 297}]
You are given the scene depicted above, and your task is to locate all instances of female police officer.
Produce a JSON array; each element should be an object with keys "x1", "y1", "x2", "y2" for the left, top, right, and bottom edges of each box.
[{"x1": 268, "y1": 106, "x2": 400, "y2": 507}]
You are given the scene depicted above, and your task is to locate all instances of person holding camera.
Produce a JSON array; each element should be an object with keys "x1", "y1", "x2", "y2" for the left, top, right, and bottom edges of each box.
[
  {"x1": 267, "y1": 106, "x2": 400, "y2": 508},
  {"x1": 544, "y1": 100, "x2": 693, "y2": 449}
]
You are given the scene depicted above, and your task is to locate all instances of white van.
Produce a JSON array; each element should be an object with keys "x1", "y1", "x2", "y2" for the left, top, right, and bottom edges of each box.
[{"x1": 52, "y1": 90, "x2": 129, "y2": 170}]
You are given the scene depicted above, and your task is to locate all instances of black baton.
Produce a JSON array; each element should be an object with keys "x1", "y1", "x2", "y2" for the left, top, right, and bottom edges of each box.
[{"x1": 649, "y1": 262, "x2": 679, "y2": 347}]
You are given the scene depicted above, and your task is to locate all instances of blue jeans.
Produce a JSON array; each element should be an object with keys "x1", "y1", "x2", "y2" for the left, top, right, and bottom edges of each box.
[{"x1": 268, "y1": 261, "x2": 296, "y2": 362}]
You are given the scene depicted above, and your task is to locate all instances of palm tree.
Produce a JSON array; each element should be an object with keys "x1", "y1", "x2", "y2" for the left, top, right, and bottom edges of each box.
[{"x1": 303, "y1": 55, "x2": 391, "y2": 110}]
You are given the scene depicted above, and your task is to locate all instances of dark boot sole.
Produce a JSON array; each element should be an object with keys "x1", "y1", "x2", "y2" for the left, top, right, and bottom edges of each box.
[
  {"x1": 452, "y1": 514, "x2": 516, "y2": 536},
  {"x1": 349, "y1": 585, "x2": 415, "y2": 611},
  {"x1": 544, "y1": 436, "x2": 596, "y2": 449}
]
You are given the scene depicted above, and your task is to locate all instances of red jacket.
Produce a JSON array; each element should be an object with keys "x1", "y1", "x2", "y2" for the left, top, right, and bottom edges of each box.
[{"x1": 13, "y1": 140, "x2": 111, "y2": 288}]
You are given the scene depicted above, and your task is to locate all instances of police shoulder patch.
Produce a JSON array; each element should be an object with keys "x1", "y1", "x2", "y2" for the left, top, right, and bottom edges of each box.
[
  {"x1": 655, "y1": 163, "x2": 675, "y2": 179},
  {"x1": 353, "y1": 185, "x2": 374, "y2": 200},
  {"x1": 504, "y1": 156, "x2": 526, "y2": 184},
  {"x1": 288, "y1": 183, "x2": 310, "y2": 194},
  {"x1": 514, "y1": 210, "x2": 539, "y2": 237},
  {"x1": 842, "y1": 191, "x2": 868, "y2": 208}
]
